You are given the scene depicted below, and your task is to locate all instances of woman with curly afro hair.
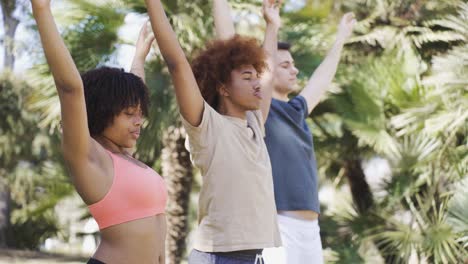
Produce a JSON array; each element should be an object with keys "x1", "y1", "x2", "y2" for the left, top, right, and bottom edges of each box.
[
  {"x1": 32, "y1": 0, "x2": 167, "y2": 262},
  {"x1": 145, "y1": 0, "x2": 282, "y2": 263}
]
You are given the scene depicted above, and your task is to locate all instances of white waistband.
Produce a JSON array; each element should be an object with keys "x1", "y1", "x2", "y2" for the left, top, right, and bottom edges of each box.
[{"x1": 277, "y1": 214, "x2": 319, "y2": 230}]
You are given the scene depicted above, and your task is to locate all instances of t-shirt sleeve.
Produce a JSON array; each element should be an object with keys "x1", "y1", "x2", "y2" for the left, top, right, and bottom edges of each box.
[
  {"x1": 247, "y1": 110, "x2": 266, "y2": 138},
  {"x1": 180, "y1": 101, "x2": 222, "y2": 153},
  {"x1": 288, "y1": 95, "x2": 309, "y2": 120}
]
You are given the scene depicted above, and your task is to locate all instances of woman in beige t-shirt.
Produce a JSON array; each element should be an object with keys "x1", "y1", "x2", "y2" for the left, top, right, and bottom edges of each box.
[{"x1": 145, "y1": 0, "x2": 283, "y2": 263}]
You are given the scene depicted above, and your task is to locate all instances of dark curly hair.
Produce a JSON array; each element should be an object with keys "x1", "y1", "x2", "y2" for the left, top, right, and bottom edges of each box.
[
  {"x1": 191, "y1": 35, "x2": 267, "y2": 110},
  {"x1": 81, "y1": 67, "x2": 150, "y2": 136}
]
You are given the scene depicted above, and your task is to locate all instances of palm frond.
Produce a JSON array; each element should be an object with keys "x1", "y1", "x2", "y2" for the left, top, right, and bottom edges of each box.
[
  {"x1": 26, "y1": 0, "x2": 126, "y2": 129},
  {"x1": 447, "y1": 178, "x2": 468, "y2": 236}
]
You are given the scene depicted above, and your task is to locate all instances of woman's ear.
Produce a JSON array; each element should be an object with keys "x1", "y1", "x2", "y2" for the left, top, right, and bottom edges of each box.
[{"x1": 217, "y1": 84, "x2": 230, "y2": 97}]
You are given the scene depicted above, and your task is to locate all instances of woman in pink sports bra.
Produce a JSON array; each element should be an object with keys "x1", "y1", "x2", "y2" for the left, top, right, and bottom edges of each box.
[{"x1": 31, "y1": 0, "x2": 167, "y2": 263}]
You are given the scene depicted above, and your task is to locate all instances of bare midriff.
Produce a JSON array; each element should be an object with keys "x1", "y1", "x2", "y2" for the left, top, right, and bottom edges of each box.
[
  {"x1": 92, "y1": 214, "x2": 166, "y2": 264},
  {"x1": 278, "y1": 210, "x2": 319, "y2": 221}
]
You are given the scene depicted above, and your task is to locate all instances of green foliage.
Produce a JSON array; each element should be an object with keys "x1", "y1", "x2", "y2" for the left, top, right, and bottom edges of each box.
[
  {"x1": 26, "y1": 0, "x2": 127, "y2": 130},
  {"x1": 294, "y1": 1, "x2": 468, "y2": 262},
  {"x1": 135, "y1": 60, "x2": 178, "y2": 165},
  {"x1": 341, "y1": 0, "x2": 463, "y2": 61},
  {"x1": 134, "y1": 0, "x2": 215, "y2": 164},
  {"x1": 0, "y1": 72, "x2": 73, "y2": 249},
  {"x1": 0, "y1": 72, "x2": 40, "y2": 170},
  {"x1": 7, "y1": 161, "x2": 73, "y2": 250},
  {"x1": 7, "y1": 210, "x2": 59, "y2": 250},
  {"x1": 447, "y1": 178, "x2": 468, "y2": 247}
]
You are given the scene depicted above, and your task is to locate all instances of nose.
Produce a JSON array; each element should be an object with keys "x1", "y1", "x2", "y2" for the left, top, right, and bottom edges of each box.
[
  {"x1": 253, "y1": 82, "x2": 261, "y2": 92},
  {"x1": 291, "y1": 66, "x2": 299, "y2": 75},
  {"x1": 252, "y1": 77, "x2": 261, "y2": 89},
  {"x1": 134, "y1": 115, "x2": 143, "y2": 127}
]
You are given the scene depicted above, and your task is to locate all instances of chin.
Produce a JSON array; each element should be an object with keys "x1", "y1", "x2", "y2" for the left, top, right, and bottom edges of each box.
[
  {"x1": 287, "y1": 84, "x2": 298, "y2": 91},
  {"x1": 124, "y1": 141, "x2": 137, "y2": 148},
  {"x1": 250, "y1": 101, "x2": 262, "y2": 110},
  {"x1": 242, "y1": 105, "x2": 259, "y2": 111},
  {"x1": 276, "y1": 85, "x2": 293, "y2": 95}
]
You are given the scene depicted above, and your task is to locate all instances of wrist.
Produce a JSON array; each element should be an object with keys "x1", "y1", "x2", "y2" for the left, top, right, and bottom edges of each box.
[
  {"x1": 334, "y1": 35, "x2": 347, "y2": 46},
  {"x1": 131, "y1": 64, "x2": 144, "y2": 69},
  {"x1": 133, "y1": 55, "x2": 146, "y2": 64},
  {"x1": 266, "y1": 22, "x2": 280, "y2": 32}
]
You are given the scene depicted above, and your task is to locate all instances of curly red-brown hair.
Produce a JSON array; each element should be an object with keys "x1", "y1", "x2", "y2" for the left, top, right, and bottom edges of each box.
[{"x1": 191, "y1": 34, "x2": 267, "y2": 110}]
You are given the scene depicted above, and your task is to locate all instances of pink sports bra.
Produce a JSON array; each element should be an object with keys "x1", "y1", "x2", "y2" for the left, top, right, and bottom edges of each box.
[{"x1": 88, "y1": 150, "x2": 167, "y2": 230}]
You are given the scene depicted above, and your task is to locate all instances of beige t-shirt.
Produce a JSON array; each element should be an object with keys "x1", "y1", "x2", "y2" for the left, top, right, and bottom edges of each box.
[{"x1": 181, "y1": 102, "x2": 281, "y2": 252}]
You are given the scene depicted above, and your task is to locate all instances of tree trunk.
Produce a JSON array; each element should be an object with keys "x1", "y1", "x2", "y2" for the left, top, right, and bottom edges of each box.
[
  {"x1": 0, "y1": 176, "x2": 10, "y2": 248},
  {"x1": 343, "y1": 159, "x2": 374, "y2": 214},
  {"x1": 344, "y1": 159, "x2": 402, "y2": 263},
  {"x1": 161, "y1": 126, "x2": 193, "y2": 264},
  {"x1": 1, "y1": 0, "x2": 19, "y2": 69}
]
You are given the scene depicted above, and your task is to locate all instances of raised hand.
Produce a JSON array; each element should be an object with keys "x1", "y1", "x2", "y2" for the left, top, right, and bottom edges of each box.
[
  {"x1": 134, "y1": 21, "x2": 156, "y2": 62},
  {"x1": 337, "y1": 12, "x2": 356, "y2": 42},
  {"x1": 131, "y1": 21, "x2": 155, "y2": 82},
  {"x1": 263, "y1": 0, "x2": 282, "y2": 29}
]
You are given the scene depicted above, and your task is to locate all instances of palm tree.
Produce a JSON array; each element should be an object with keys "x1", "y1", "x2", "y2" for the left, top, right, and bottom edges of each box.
[
  {"x1": 342, "y1": 0, "x2": 463, "y2": 59},
  {"x1": 279, "y1": 1, "x2": 467, "y2": 262},
  {"x1": 160, "y1": 125, "x2": 193, "y2": 264},
  {"x1": 315, "y1": 46, "x2": 466, "y2": 262}
]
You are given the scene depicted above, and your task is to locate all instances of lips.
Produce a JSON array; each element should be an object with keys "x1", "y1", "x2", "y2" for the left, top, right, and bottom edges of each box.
[
  {"x1": 254, "y1": 91, "x2": 263, "y2": 99},
  {"x1": 131, "y1": 130, "x2": 140, "y2": 139}
]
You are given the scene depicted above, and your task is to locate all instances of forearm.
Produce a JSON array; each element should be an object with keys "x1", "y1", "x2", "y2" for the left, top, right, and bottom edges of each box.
[
  {"x1": 213, "y1": 0, "x2": 236, "y2": 39},
  {"x1": 263, "y1": 23, "x2": 279, "y2": 66},
  {"x1": 130, "y1": 57, "x2": 146, "y2": 83},
  {"x1": 145, "y1": 0, "x2": 188, "y2": 71},
  {"x1": 32, "y1": 5, "x2": 82, "y2": 92},
  {"x1": 301, "y1": 38, "x2": 345, "y2": 112},
  {"x1": 145, "y1": 0, "x2": 204, "y2": 126},
  {"x1": 260, "y1": 23, "x2": 279, "y2": 121}
]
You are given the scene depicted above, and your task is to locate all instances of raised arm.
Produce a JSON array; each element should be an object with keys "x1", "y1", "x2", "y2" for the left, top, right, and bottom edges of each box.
[
  {"x1": 213, "y1": 0, "x2": 236, "y2": 39},
  {"x1": 131, "y1": 21, "x2": 155, "y2": 82},
  {"x1": 300, "y1": 13, "x2": 356, "y2": 114},
  {"x1": 145, "y1": 0, "x2": 204, "y2": 126},
  {"x1": 259, "y1": 0, "x2": 282, "y2": 123},
  {"x1": 31, "y1": 0, "x2": 91, "y2": 162}
]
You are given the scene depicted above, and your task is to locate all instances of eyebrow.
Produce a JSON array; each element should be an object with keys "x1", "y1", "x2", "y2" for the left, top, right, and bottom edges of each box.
[{"x1": 241, "y1": 71, "x2": 254, "y2": 75}]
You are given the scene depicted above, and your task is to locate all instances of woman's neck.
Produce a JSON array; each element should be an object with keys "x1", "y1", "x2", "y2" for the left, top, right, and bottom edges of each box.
[
  {"x1": 217, "y1": 100, "x2": 247, "y2": 120},
  {"x1": 94, "y1": 135, "x2": 133, "y2": 155}
]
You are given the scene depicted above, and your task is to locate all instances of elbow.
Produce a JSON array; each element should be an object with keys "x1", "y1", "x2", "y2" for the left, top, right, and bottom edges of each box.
[
  {"x1": 56, "y1": 79, "x2": 84, "y2": 94},
  {"x1": 164, "y1": 56, "x2": 189, "y2": 74},
  {"x1": 165, "y1": 60, "x2": 178, "y2": 73}
]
